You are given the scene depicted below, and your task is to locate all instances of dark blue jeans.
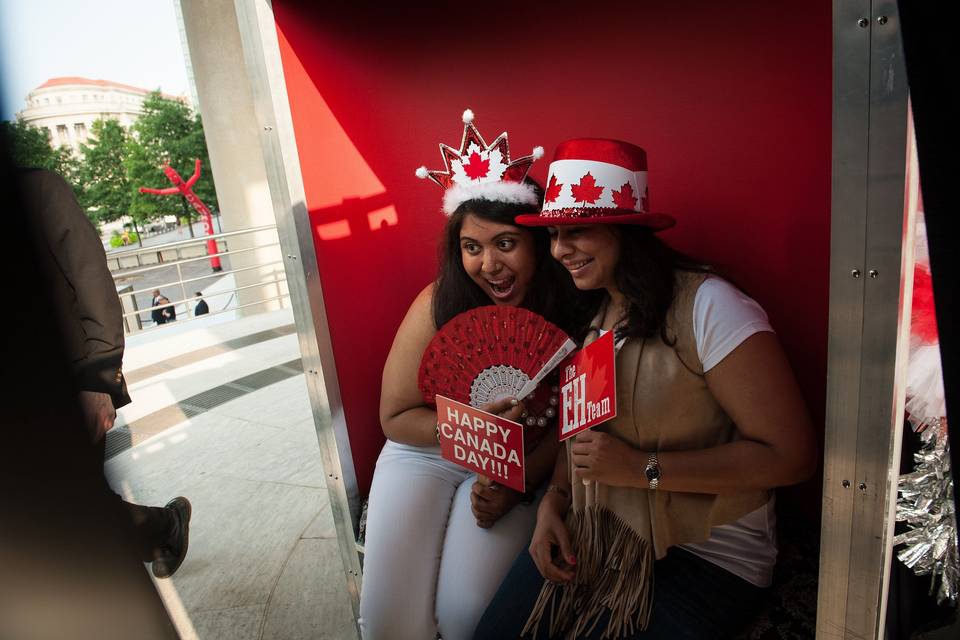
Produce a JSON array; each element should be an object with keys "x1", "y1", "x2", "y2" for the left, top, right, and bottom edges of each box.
[{"x1": 474, "y1": 546, "x2": 766, "y2": 639}]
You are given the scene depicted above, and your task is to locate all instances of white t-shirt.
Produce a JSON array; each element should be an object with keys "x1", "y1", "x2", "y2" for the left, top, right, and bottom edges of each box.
[{"x1": 679, "y1": 277, "x2": 778, "y2": 587}]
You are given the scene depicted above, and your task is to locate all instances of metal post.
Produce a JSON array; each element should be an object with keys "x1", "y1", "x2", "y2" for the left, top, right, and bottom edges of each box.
[
  {"x1": 817, "y1": 1, "x2": 911, "y2": 637},
  {"x1": 233, "y1": 0, "x2": 363, "y2": 628}
]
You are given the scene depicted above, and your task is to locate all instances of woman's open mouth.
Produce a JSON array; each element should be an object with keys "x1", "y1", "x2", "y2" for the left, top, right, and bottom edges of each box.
[{"x1": 485, "y1": 276, "x2": 516, "y2": 299}]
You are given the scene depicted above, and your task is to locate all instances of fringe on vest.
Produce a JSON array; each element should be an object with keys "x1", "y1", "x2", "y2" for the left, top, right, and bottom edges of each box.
[{"x1": 521, "y1": 506, "x2": 654, "y2": 639}]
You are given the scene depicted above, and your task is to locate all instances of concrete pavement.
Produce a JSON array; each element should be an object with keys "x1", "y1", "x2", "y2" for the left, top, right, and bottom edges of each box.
[{"x1": 105, "y1": 307, "x2": 357, "y2": 639}]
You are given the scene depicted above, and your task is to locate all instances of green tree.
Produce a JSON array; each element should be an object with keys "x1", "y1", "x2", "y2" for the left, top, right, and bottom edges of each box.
[
  {"x1": 126, "y1": 91, "x2": 218, "y2": 238},
  {"x1": 2, "y1": 120, "x2": 79, "y2": 190},
  {"x1": 78, "y1": 119, "x2": 138, "y2": 244}
]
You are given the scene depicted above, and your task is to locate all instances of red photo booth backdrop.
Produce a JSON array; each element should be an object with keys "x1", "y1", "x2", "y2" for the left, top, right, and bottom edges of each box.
[{"x1": 273, "y1": 0, "x2": 831, "y2": 500}]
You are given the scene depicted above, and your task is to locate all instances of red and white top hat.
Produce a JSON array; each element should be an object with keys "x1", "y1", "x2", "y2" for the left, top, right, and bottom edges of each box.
[
  {"x1": 515, "y1": 138, "x2": 674, "y2": 229},
  {"x1": 416, "y1": 109, "x2": 544, "y2": 215}
]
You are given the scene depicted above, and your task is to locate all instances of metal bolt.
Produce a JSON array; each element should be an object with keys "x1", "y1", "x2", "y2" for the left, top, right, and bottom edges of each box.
[
  {"x1": 869, "y1": 269, "x2": 879, "y2": 278},
  {"x1": 842, "y1": 479, "x2": 851, "y2": 488},
  {"x1": 851, "y1": 269, "x2": 862, "y2": 278},
  {"x1": 877, "y1": 15, "x2": 888, "y2": 25},
  {"x1": 858, "y1": 482, "x2": 867, "y2": 491},
  {"x1": 857, "y1": 17, "x2": 869, "y2": 28}
]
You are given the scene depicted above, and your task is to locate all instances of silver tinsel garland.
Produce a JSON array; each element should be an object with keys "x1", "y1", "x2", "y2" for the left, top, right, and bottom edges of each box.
[{"x1": 893, "y1": 418, "x2": 959, "y2": 605}]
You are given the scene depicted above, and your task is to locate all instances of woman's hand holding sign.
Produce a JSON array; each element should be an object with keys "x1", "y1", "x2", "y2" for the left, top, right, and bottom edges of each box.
[
  {"x1": 469, "y1": 396, "x2": 525, "y2": 527},
  {"x1": 571, "y1": 430, "x2": 646, "y2": 487},
  {"x1": 479, "y1": 396, "x2": 525, "y2": 423},
  {"x1": 471, "y1": 477, "x2": 523, "y2": 528}
]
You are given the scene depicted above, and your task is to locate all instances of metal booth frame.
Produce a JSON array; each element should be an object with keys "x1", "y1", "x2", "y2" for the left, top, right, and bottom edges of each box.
[
  {"x1": 817, "y1": 1, "x2": 914, "y2": 638},
  {"x1": 224, "y1": 1, "x2": 918, "y2": 637},
  {"x1": 232, "y1": 0, "x2": 365, "y2": 623}
]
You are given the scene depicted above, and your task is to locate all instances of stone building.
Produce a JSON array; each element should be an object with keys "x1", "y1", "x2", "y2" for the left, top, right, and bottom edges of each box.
[{"x1": 16, "y1": 76, "x2": 188, "y2": 154}]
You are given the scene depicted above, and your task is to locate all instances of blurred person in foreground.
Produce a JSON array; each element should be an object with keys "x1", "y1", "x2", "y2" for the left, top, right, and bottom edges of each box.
[
  {"x1": 19, "y1": 167, "x2": 191, "y2": 579},
  {"x1": 2, "y1": 141, "x2": 176, "y2": 638}
]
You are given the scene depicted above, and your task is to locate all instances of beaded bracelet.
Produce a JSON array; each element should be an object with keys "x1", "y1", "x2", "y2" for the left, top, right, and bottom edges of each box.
[{"x1": 545, "y1": 484, "x2": 570, "y2": 499}]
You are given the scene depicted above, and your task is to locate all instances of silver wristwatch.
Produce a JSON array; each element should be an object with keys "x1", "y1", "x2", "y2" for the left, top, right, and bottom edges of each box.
[{"x1": 644, "y1": 453, "x2": 661, "y2": 490}]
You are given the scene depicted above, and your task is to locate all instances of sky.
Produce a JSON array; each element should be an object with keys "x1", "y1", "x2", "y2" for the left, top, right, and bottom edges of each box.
[{"x1": 0, "y1": 0, "x2": 190, "y2": 119}]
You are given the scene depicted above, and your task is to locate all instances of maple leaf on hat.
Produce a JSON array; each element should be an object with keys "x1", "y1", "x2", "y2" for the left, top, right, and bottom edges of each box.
[
  {"x1": 462, "y1": 151, "x2": 491, "y2": 180},
  {"x1": 611, "y1": 182, "x2": 637, "y2": 210},
  {"x1": 545, "y1": 175, "x2": 563, "y2": 203},
  {"x1": 570, "y1": 172, "x2": 604, "y2": 204}
]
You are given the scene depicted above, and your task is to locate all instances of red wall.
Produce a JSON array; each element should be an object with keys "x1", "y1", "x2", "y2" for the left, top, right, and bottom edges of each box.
[{"x1": 273, "y1": 0, "x2": 832, "y2": 499}]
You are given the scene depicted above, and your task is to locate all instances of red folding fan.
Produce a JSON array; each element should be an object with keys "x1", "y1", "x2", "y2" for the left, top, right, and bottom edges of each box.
[{"x1": 418, "y1": 306, "x2": 575, "y2": 409}]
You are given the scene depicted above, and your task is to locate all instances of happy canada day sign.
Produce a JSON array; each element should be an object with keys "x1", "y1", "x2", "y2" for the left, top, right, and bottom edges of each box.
[{"x1": 436, "y1": 395, "x2": 526, "y2": 492}]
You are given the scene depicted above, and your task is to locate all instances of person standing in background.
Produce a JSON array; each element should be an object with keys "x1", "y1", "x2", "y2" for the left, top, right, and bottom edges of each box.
[
  {"x1": 193, "y1": 292, "x2": 209, "y2": 316},
  {"x1": 150, "y1": 289, "x2": 166, "y2": 326},
  {"x1": 159, "y1": 295, "x2": 176, "y2": 322}
]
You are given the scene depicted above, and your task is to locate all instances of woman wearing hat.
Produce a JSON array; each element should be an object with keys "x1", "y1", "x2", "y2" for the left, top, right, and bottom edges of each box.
[
  {"x1": 360, "y1": 113, "x2": 590, "y2": 640},
  {"x1": 474, "y1": 139, "x2": 818, "y2": 639}
]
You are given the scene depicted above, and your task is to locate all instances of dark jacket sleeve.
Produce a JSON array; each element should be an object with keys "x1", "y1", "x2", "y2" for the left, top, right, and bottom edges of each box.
[{"x1": 26, "y1": 170, "x2": 130, "y2": 407}]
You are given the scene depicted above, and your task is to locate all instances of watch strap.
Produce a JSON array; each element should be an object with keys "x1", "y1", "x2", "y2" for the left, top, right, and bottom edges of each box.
[{"x1": 645, "y1": 452, "x2": 661, "y2": 490}]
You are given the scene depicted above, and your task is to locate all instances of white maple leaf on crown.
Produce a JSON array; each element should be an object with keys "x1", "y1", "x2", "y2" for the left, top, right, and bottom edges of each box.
[{"x1": 450, "y1": 141, "x2": 507, "y2": 185}]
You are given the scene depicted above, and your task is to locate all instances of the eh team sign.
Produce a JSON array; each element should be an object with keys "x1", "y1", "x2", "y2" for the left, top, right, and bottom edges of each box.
[{"x1": 559, "y1": 330, "x2": 617, "y2": 441}]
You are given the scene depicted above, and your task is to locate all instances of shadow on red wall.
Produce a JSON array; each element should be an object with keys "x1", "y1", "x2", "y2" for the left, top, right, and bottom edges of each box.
[{"x1": 274, "y1": 0, "x2": 832, "y2": 512}]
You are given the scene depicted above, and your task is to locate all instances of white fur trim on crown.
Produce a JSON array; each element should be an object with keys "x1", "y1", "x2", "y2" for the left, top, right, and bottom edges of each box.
[
  {"x1": 462, "y1": 108, "x2": 475, "y2": 124},
  {"x1": 442, "y1": 181, "x2": 538, "y2": 215},
  {"x1": 415, "y1": 166, "x2": 430, "y2": 179},
  {"x1": 532, "y1": 146, "x2": 544, "y2": 160}
]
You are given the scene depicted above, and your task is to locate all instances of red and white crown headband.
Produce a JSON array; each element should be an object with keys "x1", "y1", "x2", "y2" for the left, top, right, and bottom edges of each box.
[{"x1": 416, "y1": 109, "x2": 544, "y2": 215}]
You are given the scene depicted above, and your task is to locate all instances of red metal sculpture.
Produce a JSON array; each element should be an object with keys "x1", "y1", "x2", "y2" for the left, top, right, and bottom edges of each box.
[{"x1": 139, "y1": 159, "x2": 222, "y2": 271}]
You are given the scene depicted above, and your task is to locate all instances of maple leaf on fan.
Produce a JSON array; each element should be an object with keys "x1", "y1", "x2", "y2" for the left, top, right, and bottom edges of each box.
[
  {"x1": 462, "y1": 152, "x2": 491, "y2": 180},
  {"x1": 570, "y1": 172, "x2": 604, "y2": 204},
  {"x1": 545, "y1": 175, "x2": 563, "y2": 203},
  {"x1": 611, "y1": 182, "x2": 637, "y2": 210}
]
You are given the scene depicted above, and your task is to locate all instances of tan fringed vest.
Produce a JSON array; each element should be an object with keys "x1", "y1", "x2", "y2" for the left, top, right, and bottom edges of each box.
[{"x1": 524, "y1": 272, "x2": 769, "y2": 639}]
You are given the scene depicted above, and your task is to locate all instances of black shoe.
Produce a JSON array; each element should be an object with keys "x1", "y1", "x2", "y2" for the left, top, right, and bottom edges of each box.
[{"x1": 152, "y1": 497, "x2": 191, "y2": 579}]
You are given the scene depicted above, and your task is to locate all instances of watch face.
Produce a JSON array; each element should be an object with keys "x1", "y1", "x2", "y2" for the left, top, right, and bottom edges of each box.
[{"x1": 645, "y1": 466, "x2": 661, "y2": 481}]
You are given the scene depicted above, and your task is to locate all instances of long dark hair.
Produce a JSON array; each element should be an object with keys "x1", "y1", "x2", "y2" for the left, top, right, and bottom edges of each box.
[
  {"x1": 612, "y1": 225, "x2": 711, "y2": 342},
  {"x1": 432, "y1": 193, "x2": 590, "y2": 336}
]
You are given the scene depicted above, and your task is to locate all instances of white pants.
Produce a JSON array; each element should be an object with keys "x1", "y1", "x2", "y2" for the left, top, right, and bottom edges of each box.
[{"x1": 359, "y1": 440, "x2": 539, "y2": 640}]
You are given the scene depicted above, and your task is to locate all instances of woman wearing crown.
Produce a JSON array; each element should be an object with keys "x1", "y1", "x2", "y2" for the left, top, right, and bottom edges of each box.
[
  {"x1": 473, "y1": 139, "x2": 818, "y2": 639},
  {"x1": 359, "y1": 112, "x2": 590, "y2": 640}
]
